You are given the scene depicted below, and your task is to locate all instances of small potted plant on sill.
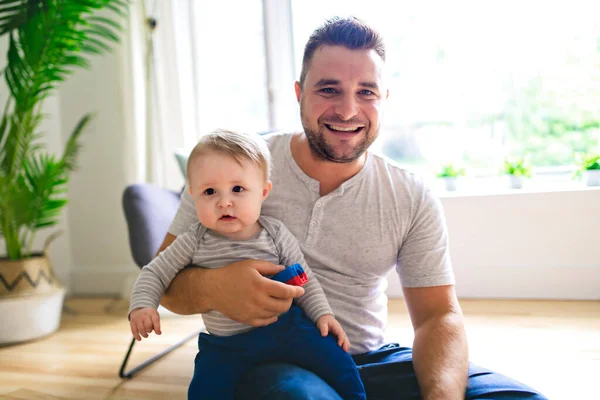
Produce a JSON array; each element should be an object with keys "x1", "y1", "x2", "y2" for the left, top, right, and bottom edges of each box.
[
  {"x1": 502, "y1": 155, "x2": 533, "y2": 189},
  {"x1": 436, "y1": 163, "x2": 466, "y2": 192},
  {"x1": 0, "y1": 0, "x2": 126, "y2": 345},
  {"x1": 574, "y1": 153, "x2": 600, "y2": 186}
]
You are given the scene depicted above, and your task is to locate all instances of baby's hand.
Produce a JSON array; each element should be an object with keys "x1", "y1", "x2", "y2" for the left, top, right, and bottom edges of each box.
[
  {"x1": 129, "y1": 307, "x2": 162, "y2": 341},
  {"x1": 316, "y1": 314, "x2": 350, "y2": 352}
]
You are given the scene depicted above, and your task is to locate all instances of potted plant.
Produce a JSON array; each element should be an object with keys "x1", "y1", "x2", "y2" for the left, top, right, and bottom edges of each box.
[
  {"x1": 502, "y1": 155, "x2": 533, "y2": 189},
  {"x1": 436, "y1": 163, "x2": 466, "y2": 191},
  {"x1": 574, "y1": 153, "x2": 600, "y2": 186},
  {"x1": 0, "y1": 0, "x2": 126, "y2": 345}
]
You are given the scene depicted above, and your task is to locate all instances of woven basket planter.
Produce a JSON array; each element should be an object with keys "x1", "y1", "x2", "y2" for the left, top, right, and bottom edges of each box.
[{"x1": 0, "y1": 254, "x2": 65, "y2": 345}]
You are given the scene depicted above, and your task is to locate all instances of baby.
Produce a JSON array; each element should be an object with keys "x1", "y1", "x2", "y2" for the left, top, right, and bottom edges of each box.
[{"x1": 129, "y1": 129, "x2": 366, "y2": 400}]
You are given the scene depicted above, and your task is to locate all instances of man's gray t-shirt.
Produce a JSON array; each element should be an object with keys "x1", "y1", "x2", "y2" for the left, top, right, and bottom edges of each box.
[{"x1": 169, "y1": 132, "x2": 455, "y2": 355}]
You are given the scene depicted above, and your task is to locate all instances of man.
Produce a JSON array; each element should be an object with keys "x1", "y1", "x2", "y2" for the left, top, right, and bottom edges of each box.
[{"x1": 158, "y1": 17, "x2": 546, "y2": 400}]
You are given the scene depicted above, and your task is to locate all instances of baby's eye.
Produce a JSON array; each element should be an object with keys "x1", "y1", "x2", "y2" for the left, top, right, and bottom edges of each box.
[
  {"x1": 204, "y1": 188, "x2": 215, "y2": 195},
  {"x1": 232, "y1": 186, "x2": 244, "y2": 193}
]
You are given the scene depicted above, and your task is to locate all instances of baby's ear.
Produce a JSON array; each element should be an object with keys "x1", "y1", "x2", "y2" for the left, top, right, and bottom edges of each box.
[{"x1": 262, "y1": 181, "x2": 273, "y2": 199}]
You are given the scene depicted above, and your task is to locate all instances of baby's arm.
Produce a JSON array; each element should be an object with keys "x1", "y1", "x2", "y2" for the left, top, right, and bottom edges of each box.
[
  {"x1": 271, "y1": 261, "x2": 351, "y2": 351},
  {"x1": 129, "y1": 225, "x2": 199, "y2": 339},
  {"x1": 274, "y1": 224, "x2": 333, "y2": 319},
  {"x1": 130, "y1": 226, "x2": 198, "y2": 312},
  {"x1": 280, "y1": 257, "x2": 333, "y2": 322}
]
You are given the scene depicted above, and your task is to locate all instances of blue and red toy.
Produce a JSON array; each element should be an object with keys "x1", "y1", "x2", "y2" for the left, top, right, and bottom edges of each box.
[{"x1": 271, "y1": 263, "x2": 308, "y2": 286}]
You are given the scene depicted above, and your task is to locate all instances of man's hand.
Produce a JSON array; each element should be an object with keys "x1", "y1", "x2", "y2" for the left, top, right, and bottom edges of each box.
[
  {"x1": 205, "y1": 260, "x2": 305, "y2": 326},
  {"x1": 316, "y1": 314, "x2": 351, "y2": 352},
  {"x1": 161, "y1": 259, "x2": 305, "y2": 327},
  {"x1": 129, "y1": 307, "x2": 162, "y2": 341}
]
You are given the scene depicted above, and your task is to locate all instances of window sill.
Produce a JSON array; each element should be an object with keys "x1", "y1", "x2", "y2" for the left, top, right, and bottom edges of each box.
[{"x1": 434, "y1": 180, "x2": 600, "y2": 199}]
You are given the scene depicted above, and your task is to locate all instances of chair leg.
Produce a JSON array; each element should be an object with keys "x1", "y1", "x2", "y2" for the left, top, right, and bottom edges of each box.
[{"x1": 119, "y1": 331, "x2": 202, "y2": 379}]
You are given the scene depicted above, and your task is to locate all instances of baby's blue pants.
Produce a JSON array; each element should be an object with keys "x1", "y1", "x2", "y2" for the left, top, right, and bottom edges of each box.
[{"x1": 187, "y1": 305, "x2": 365, "y2": 400}]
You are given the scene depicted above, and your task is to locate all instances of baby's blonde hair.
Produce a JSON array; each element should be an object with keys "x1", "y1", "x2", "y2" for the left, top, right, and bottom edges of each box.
[{"x1": 186, "y1": 129, "x2": 272, "y2": 183}]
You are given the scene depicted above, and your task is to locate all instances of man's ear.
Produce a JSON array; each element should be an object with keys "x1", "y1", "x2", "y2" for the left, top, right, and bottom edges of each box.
[
  {"x1": 385, "y1": 88, "x2": 390, "y2": 100},
  {"x1": 262, "y1": 180, "x2": 273, "y2": 199},
  {"x1": 294, "y1": 81, "x2": 302, "y2": 102}
]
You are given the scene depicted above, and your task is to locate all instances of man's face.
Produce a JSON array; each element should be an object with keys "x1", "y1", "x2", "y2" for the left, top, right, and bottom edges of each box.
[{"x1": 295, "y1": 45, "x2": 388, "y2": 163}]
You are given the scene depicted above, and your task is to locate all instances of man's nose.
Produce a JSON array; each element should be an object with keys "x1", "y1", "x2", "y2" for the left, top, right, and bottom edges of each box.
[{"x1": 334, "y1": 95, "x2": 359, "y2": 121}]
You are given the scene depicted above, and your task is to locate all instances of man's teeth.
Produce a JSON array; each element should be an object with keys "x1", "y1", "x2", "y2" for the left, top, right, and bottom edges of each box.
[{"x1": 327, "y1": 125, "x2": 361, "y2": 132}]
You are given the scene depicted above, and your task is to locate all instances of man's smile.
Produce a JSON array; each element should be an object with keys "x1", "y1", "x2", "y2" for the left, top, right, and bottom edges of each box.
[{"x1": 324, "y1": 124, "x2": 365, "y2": 138}]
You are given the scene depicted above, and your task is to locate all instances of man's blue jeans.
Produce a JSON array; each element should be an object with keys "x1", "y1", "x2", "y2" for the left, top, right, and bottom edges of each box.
[{"x1": 235, "y1": 344, "x2": 547, "y2": 400}]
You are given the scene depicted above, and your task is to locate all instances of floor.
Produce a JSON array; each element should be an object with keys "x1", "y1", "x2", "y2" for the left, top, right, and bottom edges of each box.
[{"x1": 0, "y1": 298, "x2": 598, "y2": 399}]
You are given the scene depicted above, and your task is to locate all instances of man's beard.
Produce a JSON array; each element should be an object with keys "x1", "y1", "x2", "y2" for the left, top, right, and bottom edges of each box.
[{"x1": 301, "y1": 107, "x2": 378, "y2": 164}]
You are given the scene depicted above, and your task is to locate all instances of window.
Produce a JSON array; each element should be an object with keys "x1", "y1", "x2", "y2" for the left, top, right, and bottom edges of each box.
[
  {"x1": 191, "y1": 0, "x2": 270, "y2": 136},
  {"x1": 290, "y1": 0, "x2": 600, "y2": 177}
]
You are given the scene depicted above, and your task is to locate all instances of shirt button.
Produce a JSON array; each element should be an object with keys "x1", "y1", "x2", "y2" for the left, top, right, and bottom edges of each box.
[
  {"x1": 316, "y1": 202, "x2": 322, "y2": 208},
  {"x1": 310, "y1": 220, "x2": 317, "y2": 227}
]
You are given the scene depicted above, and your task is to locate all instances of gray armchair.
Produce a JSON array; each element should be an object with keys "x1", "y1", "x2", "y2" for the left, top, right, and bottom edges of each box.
[{"x1": 119, "y1": 183, "x2": 201, "y2": 378}]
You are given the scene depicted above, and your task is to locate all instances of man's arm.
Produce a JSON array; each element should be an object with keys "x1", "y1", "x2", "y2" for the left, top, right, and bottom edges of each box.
[
  {"x1": 156, "y1": 232, "x2": 177, "y2": 256},
  {"x1": 403, "y1": 284, "x2": 469, "y2": 400},
  {"x1": 156, "y1": 233, "x2": 305, "y2": 325}
]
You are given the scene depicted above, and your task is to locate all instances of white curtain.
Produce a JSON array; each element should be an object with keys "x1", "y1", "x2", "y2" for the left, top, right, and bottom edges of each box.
[{"x1": 121, "y1": 0, "x2": 199, "y2": 190}]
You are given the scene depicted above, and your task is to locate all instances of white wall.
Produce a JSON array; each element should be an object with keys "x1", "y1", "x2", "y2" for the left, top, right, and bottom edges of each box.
[
  {"x1": 0, "y1": 36, "x2": 74, "y2": 288},
  {"x1": 386, "y1": 188, "x2": 600, "y2": 300},
  {"x1": 444, "y1": 188, "x2": 600, "y2": 299},
  {"x1": 57, "y1": 41, "x2": 139, "y2": 295}
]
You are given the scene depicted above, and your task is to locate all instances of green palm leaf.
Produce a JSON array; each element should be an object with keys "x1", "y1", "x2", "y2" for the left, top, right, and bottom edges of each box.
[
  {"x1": 0, "y1": 0, "x2": 127, "y2": 259},
  {"x1": 62, "y1": 113, "x2": 92, "y2": 170},
  {"x1": 0, "y1": 0, "x2": 40, "y2": 35},
  {"x1": 3, "y1": 1, "x2": 128, "y2": 111},
  {"x1": 0, "y1": 98, "x2": 9, "y2": 150}
]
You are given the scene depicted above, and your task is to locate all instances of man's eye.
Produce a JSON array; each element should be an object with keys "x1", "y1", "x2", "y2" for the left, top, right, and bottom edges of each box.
[
  {"x1": 321, "y1": 88, "x2": 338, "y2": 94},
  {"x1": 360, "y1": 89, "x2": 375, "y2": 96},
  {"x1": 204, "y1": 188, "x2": 215, "y2": 195},
  {"x1": 232, "y1": 186, "x2": 244, "y2": 193}
]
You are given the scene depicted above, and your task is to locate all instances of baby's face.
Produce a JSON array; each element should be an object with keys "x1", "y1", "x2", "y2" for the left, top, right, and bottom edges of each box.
[{"x1": 188, "y1": 152, "x2": 271, "y2": 240}]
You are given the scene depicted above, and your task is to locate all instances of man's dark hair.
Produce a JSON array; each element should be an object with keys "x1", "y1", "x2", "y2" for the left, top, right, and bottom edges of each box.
[{"x1": 299, "y1": 16, "x2": 386, "y2": 87}]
